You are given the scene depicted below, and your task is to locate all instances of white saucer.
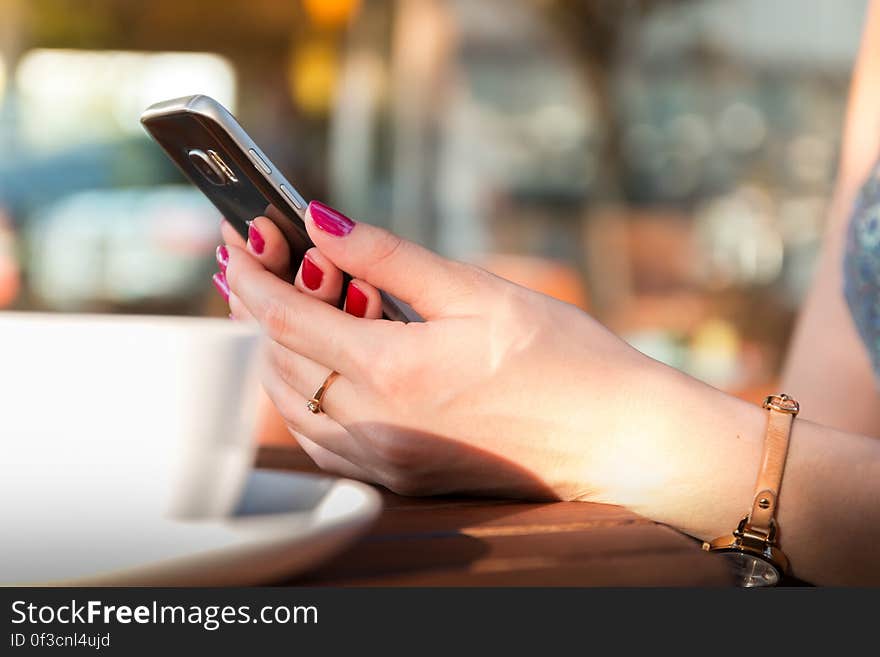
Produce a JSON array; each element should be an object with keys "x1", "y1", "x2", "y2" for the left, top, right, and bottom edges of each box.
[{"x1": 2, "y1": 470, "x2": 382, "y2": 586}]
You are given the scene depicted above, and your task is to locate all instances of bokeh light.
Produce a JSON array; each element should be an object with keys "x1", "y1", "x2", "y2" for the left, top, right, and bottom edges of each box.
[
  {"x1": 302, "y1": 0, "x2": 362, "y2": 28},
  {"x1": 289, "y1": 39, "x2": 339, "y2": 116},
  {"x1": 14, "y1": 49, "x2": 236, "y2": 151}
]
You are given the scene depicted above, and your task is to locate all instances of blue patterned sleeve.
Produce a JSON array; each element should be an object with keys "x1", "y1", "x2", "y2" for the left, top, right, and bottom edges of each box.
[{"x1": 843, "y1": 161, "x2": 880, "y2": 378}]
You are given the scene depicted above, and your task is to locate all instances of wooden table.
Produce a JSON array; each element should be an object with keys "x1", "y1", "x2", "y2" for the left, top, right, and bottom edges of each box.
[{"x1": 257, "y1": 446, "x2": 732, "y2": 586}]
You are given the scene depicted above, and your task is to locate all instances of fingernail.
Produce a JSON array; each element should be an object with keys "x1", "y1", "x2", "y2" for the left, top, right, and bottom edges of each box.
[
  {"x1": 344, "y1": 282, "x2": 368, "y2": 318},
  {"x1": 212, "y1": 271, "x2": 230, "y2": 302},
  {"x1": 301, "y1": 254, "x2": 323, "y2": 291},
  {"x1": 248, "y1": 222, "x2": 265, "y2": 254},
  {"x1": 216, "y1": 244, "x2": 229, "y2": 273},
  {"x1": 309, "y1": 201, "x2": 355, "y2": 237},
  {"x1": 228, "y1": 312, "x2": 235, "y2": 320}
]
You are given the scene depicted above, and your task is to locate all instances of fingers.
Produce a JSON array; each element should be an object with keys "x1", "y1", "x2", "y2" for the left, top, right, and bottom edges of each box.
[
  {"x1": 264, "y1": 340, "x2": 359, "y2": 424},
  {"x1": 221, "y1": 216, "x2": 317, "y2": 322},
  {"x1": 225, "y1": 244, "x2": 384, "y2": 377},
  {"x1": 218, "y1": 221, "x2": 244, "y2": 319},
  {"x1": 303, "y1": 201, "x2": 481, "y2": 319},
  {"x1": 244, "y1": 216, "x2": 293, "y2": 281},
  {"x1": 293, "y1": 249, "x2": 381, "y2": 319},
  {"x1": 221, "y1": 217, "x2": 293, "y2": 282},
  {"x1": 343, "y1": 280, "x2": 382, "y2": 319},
  {"x1": 220, "y1": 220, "x2": 247, "y2": 248},
  {"x1": 294, "y1": 247, "x2": 344, "y2": 306},
  {"x1": 224, "y1": 243, "x2": 380, "y2": 328},
  {"x1": 290, "y1": 430, "x2": 376, "y2": 482},
  {"x1": 215, "y1": 241, "x2": 253, "y2": 321},
  {"x1": 260, "y1": 353, "x2": 366, "y2": 464},
  {"x1": 218, "y1": 218, "x2": 280, "y2": 322},
  {"x1": 228, "y1": 292, "x2": 256, "y2": 323}
]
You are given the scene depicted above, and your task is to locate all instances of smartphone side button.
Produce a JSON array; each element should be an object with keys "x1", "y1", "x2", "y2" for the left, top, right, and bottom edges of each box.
[
  {"x1": 279, "y1": 184, "x2": 304, "y2": 210},
  {"x1": 247, "y1": 148, "x2": 272, "y2": 175}
]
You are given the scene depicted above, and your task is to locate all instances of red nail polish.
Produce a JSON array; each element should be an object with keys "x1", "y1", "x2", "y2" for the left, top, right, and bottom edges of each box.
[
  {"x1": 216, "y1": 244, "x2": 229, "y2": 273},
  {"x1": 309, "y1": 201, "x2": 355, "y2": 237},
  {"x1": 344, "y1": 282, "x2": 368, "y2": 318},
  {"x1": 248, "y1": 223, "x2": 265, "y2": 254},
  {"x1": 212, "y1": 271, "x2": 230, "y2": 302},
  {"x1": 301, "y1": 254, "x2": 323, "y2": 291}
]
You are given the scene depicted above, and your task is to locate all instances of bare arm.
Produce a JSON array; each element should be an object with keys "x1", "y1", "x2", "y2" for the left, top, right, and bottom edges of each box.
[
  {"x1": 623, "y1": 366, "x2": 880, "y2": 586},
  {"x1": 782, "y1": 0, "x2": 880, "y2": 434},
  {"x1": 638, "y1": 10, "x2": 880, "y2": 584},
  {"x1": 629, "y1": 6, "x2": 880, "y2": 585}
]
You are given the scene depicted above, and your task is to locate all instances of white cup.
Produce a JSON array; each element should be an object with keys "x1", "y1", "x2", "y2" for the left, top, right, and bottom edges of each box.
[{"x1": 0, "y1": 312, "x2": 262, "y2": 527}]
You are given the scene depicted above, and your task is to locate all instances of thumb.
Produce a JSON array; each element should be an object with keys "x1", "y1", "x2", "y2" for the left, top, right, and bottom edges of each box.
[{"x1": 304, "y1": 201, "x2": 473, "y2": 319}]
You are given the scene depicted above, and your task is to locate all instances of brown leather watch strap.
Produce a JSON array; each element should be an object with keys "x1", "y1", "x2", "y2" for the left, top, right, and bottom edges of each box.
[{"x1": 746, "y1": 394, "x2": 798, "y2": 538}]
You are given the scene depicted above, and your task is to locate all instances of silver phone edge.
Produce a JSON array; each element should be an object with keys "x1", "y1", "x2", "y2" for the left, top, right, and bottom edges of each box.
[{"x1": 141, "y1": 94, "x2": 308, "y2": 220}]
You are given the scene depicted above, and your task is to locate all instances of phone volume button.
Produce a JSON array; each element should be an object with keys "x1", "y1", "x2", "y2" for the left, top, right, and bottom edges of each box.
[
  {"x1": 279, "y1": 185, "x2": 304, "y2": 210},
  {"x1": 247, "y1": 148, "x2": 272, "y2": 175}
]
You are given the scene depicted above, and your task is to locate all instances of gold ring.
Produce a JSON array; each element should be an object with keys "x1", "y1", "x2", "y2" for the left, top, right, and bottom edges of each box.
[{"x1": 307, "y1": 371, "x2": 339, "y2": 414}]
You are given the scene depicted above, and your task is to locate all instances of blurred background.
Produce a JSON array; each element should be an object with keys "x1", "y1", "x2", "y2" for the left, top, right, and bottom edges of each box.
[{"x1": 0, "y1": 0, "x2": 869, "y2": 403}]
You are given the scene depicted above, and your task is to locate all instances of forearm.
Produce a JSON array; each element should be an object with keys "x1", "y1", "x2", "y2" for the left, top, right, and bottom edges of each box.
[{"x1": 599, "y1": 363, "x2": 880, "y2": 586}]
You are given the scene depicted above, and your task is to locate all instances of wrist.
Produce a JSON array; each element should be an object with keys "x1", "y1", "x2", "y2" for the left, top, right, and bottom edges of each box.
[{"x1": 588, "y1": 359, "x2": 767, "y2": 541}]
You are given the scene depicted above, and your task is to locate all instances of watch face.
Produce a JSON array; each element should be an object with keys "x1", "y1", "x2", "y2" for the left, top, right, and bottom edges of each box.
[{"x1": 719, "y1": 551, "x2": 781, "y2": 587}]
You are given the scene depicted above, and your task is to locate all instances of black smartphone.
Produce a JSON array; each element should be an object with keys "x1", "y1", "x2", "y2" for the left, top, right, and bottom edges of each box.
[{"x1": 140, "y1": 94, "x2": 420, "y2": 323}]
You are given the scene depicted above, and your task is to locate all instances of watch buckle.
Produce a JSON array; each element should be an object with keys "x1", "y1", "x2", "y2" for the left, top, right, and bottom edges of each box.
[
  {"x1": 735, "y1": 515, "x2": 776, "y2": 548},
  {"x1": 762, "y1": 393, "x2": 799, "y2": 415}
]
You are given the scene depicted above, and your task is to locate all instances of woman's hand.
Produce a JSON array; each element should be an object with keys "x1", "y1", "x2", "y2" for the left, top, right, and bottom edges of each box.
[
  {"x1": 216, "y1": 201, "x2": 880, "y2": 586},
  {"x1": 218, "y1": 202, "x2": 701, "y2": 503}
]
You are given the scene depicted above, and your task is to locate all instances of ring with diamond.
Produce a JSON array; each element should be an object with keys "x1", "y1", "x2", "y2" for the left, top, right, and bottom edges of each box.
[{"x1": 307, "y1": 370, "x2": 340, "y2": 414}]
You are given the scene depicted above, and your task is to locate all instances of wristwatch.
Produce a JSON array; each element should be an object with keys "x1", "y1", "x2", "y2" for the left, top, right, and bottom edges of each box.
[{"x1": 702, "y1": 393, "x2": 799, "y2": 587}]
